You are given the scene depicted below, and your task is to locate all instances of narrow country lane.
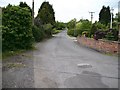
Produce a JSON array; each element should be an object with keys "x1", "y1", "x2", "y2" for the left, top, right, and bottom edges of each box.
[
  {"x1": 33, "y1": 30, "x2": 118, "y2": 88},
  {"x1": 3, "y1": 30, "x2": 118, "y2": 88}
]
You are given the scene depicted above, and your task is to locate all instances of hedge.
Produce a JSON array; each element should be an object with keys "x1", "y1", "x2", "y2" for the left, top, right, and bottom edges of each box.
[{"x1": 2, "y1": 6, "x2": 34, "y2": 51}]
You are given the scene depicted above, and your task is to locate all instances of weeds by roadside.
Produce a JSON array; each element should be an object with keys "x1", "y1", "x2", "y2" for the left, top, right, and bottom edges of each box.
[{"x1": 2, "y1": 46, "x2": 36, "y2": 59}]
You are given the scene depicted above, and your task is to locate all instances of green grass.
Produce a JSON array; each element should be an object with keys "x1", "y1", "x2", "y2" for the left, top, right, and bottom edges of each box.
[
  {"x1": 2, "y1": 50, "x2": 26, "y2": 59},
  {"x1": 104, "y1": 52, "x2": 118, "y2": 57},
  {"x1": 2, "y1": 46, "x2": 36, "y2": 59},
  {"x1": 6, "y1": 63, "x2": 26, "y2": 68}
]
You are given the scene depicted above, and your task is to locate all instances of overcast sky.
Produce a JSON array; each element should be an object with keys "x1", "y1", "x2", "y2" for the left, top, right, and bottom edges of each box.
[{"x1": 0, "y1": 0, "x2": 119, "y2": 22}]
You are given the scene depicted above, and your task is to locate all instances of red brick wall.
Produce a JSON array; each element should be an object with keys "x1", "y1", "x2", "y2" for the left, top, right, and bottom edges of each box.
[{"x1": 77, "y1": 36, "x2": 119, "y2": 54}]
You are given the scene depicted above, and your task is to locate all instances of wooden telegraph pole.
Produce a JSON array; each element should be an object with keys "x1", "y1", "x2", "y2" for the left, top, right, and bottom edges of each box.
[
  {"x1": 110, "y1": 7, "x2": 114, "y2": 29},
  {"x1": 89, "y1": 12, "x2": 95, "y2": 23},
  {"x1": 32, "y1": 0, "x2": 34, "y2": 26}
]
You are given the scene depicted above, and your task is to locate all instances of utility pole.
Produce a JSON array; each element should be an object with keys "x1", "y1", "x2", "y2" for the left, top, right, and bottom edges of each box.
[
  {"x1": 32, "y1": 0, "x2": 34, "y2": 26},
  {"x1": 110, "y1": 7, "x2": 114, "y2": 29},
  {"x1": 89, "y1": 12, "x2": 95, "y2": 23}
]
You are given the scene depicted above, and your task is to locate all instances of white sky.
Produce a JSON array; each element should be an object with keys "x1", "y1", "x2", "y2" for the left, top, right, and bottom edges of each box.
[{"x1": 0, "y1": 0, "x2": 119, "y2": 22}]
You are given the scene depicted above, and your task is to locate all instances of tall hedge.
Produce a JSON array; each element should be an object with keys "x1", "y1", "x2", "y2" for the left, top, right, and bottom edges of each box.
[
  {"x1": 2, "y1": 5, "x2": 34, "y2": 51},
  {"x1": 32, "y1": 25, "x2": 45, "y2": 42}
]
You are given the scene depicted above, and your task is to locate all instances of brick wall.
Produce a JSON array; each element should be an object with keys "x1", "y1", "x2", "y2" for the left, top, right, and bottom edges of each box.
[{"x1": 77, "y1": 36, "x2": 119, "y2": 54}]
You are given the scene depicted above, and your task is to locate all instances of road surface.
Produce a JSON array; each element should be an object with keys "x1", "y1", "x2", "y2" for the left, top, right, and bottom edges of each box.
[
  {"x1": 33, "y1": 30, "x2": 118, "y2": 88},
  {"x1": 3, "y1": 30, "x2": 118, "y2": 88}
]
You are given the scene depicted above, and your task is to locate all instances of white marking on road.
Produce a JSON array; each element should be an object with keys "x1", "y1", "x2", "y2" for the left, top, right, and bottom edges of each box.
[{"x1": 77, "y1": 63, "x2": 92, "y2": 68}]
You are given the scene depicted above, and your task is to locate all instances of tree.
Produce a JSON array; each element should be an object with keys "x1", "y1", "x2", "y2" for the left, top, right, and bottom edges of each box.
[
  {"x1": 67, "y1": 19, "x2": 92, "y2": 37},
  {"x1": 74, "y1": 20, "x2": 92, "y2": 36},
  {"x1": 55, "y1": 21, "x2": 66, "y2": 30},
  {"x1": 94, "y1": 21, "x2": 106, "y2": 30},
  {"x1": 37, "y1": 1, "x2": 55, "y2": 25},
  {"x1": 115, "y1": 13, "x2": 120, "y2": 22},
  {"x1": 67, "y1": 19, "x2": 76, "y2": 29},
  {"x1": 19, "y1": 2, "x2": 32, "y2": 15},
  {"x1": 99, "y1": 6, "x2": 111, "y2": 26},
  {"x1": 67, "y1": 19, "x2": 76, "y2": 36}
]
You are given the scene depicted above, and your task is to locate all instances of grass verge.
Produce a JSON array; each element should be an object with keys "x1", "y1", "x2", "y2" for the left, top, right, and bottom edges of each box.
[{"x1": 2, "y1": 46, "x2": 36, "y2": 59}]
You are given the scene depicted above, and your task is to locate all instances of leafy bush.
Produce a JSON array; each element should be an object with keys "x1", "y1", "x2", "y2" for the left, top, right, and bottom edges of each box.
[
  {"x1": 105, "y1": 29, "x2": 118, "y2": 41},
  {"x1": 105, "y1": 32, "x2": 115, "y2": 41},
  {"x1": 52, "y1": 28, "x2": 61, "y2": 34},
  {"x1": 89, "y1": 24, "x2": 97, "y2": 37},
  {"x1": 78, "y1": 21, "x2": 91, "y2": 36},
  {"x1": 94, "y1": 22, "x2": 106, "y2": 30},
  {"x1": 67, "y1": 19, "x2": 76, "y2": 29},
  {"x1": 19, "y1": 2, "x2": 32, "y2": 15},
  {"x1": 94, "y1": 30, "x2": 107, "y2": 40},
  {"x1": 82, "y1": 31, "x2": 89, "y2": 37},
  {"x1": 75, "y1": 20, "x2": 92, "y2": 37},
  {"x1": 67, "y1": 29, "x2": 74, "y2": 36},
  {"x1": 67, "y1": 19, "x2": 78, "y2": 37},
  {"x1": 2, "y1": 5, "x2": 34, "y2": 51},
  {"x1": 43, "y1": 23, "x2": 53, "y2": 37},
  {"x1": 55, "y1": 21, "x2": 66, "y2": 30},
  {"x1": 32, "y1": 25, "x2": 45, "y2": 42},
  {"x1": 34, "y1": 17, "x2": 43, "y2": 27}
]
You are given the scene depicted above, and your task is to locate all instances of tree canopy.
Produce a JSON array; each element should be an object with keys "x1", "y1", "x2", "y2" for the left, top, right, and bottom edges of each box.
[
  {"x1": 19, "y1": 2, "x2": 32, "y2": 15},
  {"x1": 37, "y1": 1, "x2": 55, "y2": 25},
  {"x1": 99, "y1": 6, "x2": 111, "y2": 26}
]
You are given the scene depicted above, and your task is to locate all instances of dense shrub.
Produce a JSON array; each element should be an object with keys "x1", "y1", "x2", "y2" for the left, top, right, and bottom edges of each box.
[
  {"x1": 82, "y1": 31, "x2": 89, "y2": 37},
  {"x1": 89, "y1": 24, "x2": 97, "y2": 37},
  {"x1": 105, "y1": 32, "x2": 115, "y2": 41},
  {"x1": 55, "y1": 21, "x2": 66, "y2": 30},
  {"x1": 94, "y1": 22, "x2": 106, "y2": 29},
  {"x1": 52, "y1": 28, "x2": 61, "y2": 34},
  {"x1": 34, "y1": 17, "x2": 43, "y2": 27},
  {"x1": 67, "y1": 19, "x2": 76, "y2": 29},
  {"x1": 67, "y1": 29, "x2": 75, "y2": 36},
  {"x1": 43, "y1": 24, "x2": 53, "y2": 37},
  {"x1": 19, "y1": 2, "x2": 32, "y2": 16},
  {"x1": 93, "y1": 29, "x2": 118, "y2": 41},
  {"x1": 94, "y1": 30, "x2": 106, "y2": 40},
  {"x1": 77, "y1": 20, "x2": 92, "y2": 36},
  {"x1": 105, "y1": 29, "x2": 118, "y2": 41},
  {"x1": 67, "y1": 19, "x2": 92, "y2": 37},
  {"x1": 32, "y1": 25, "x2": 45, "y2": 42},
  {"x1": 2, "y1": 6, "x2": 34, "y2": 51}
]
